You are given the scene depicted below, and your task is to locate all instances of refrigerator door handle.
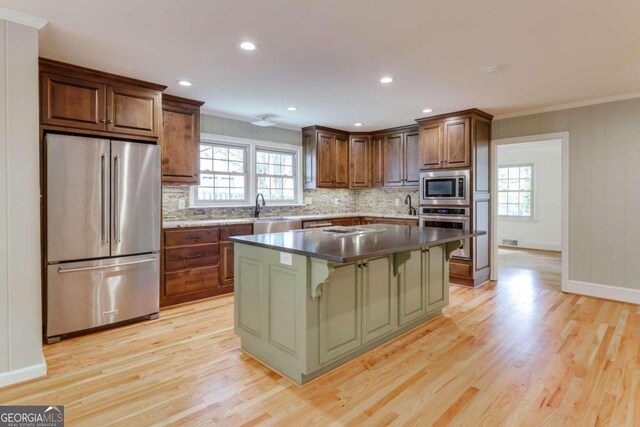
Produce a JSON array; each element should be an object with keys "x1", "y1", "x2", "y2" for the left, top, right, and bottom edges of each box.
[
  {"x1": 57, "y1": 257, "x2": 156, "y2": 274},
  {"x1": 101, "y1": 153, "x2": 109, "y2": 243},
  {"x1": 113, "y1": 154, "x2": 121, "y2": 243}
]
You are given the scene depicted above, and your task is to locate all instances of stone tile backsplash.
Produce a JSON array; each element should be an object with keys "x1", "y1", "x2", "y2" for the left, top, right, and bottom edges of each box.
[{"x1": 162, "y1": 186, "x2": 419, "y2": 221}]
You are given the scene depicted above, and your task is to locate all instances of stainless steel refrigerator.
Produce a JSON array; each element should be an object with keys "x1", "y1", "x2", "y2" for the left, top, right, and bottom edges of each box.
[{"x1": 45, "y1": 134, "x2": 160, "y2": 343}]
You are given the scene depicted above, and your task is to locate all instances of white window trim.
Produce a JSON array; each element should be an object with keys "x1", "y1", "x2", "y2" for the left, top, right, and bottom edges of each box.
[
  {"x1": 190, "y1": 133, "x2": 303, "y2": 208},
  {"x1": 497, "y1": 162, "x2": 536, "y2": 221}
]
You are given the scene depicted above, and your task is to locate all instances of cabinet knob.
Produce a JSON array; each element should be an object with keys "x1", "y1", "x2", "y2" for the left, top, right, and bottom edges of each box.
[
  {"x1": 107, "y1": 119, "x2": 113, "y2": 124},
  {"x1": 100, "y1": 119, "x2": 106, "y2": 123}
]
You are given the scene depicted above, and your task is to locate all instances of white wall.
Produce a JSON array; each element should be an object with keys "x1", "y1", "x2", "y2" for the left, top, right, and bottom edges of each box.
[
  {"x1": 0, "y1": 18, "x2": 45, "y2": 387},
  {"x1": 497, "y1": 140, "x2": 562, "y2": 251}
]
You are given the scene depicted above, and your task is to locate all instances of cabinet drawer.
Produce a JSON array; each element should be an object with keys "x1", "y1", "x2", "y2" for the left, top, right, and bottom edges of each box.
[
  {"x1": 332, "y1": 218, "x2": 353, "y2": 226},
  {"x1": 164, "y1": 228, "x2": 219, "y2": 247},
  {"x1": 220, "y1": 224, "x2": 253, "y2": 241},
  {"x1": 165, "y1": 244, "x2": 219, "y2": 271},
  {"x1": 449, "y1": 260, "x2": 472, "y2": 278},
  {"x1": 165, "y1": 267, "x2": 219, "y2": 297}
]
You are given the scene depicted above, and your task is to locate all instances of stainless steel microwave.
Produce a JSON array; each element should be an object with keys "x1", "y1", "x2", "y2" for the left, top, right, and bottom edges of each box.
[{"x1": 419, "y1": 170, "x2": 470, "y2": 206}]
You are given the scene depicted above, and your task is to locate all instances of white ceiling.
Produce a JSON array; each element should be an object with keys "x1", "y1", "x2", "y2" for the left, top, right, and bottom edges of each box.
[{"x1": 2, "y1": 0, "x2": 640, "y2": 131}]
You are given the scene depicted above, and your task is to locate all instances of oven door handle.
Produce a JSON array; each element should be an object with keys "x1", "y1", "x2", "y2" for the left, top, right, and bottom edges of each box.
[{"x1": 420, "y1": 216, "x2": 469, "y2": 222}]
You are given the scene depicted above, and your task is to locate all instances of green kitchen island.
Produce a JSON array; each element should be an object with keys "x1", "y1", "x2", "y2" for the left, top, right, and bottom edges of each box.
[{"x1": 230, "y1": 224, "x2": 484, "y2": 385}]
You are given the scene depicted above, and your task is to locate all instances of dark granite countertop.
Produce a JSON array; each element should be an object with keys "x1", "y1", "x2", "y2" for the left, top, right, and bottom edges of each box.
[{"x1": 230, "y1": 224, "x2": 486, "y2": 263}]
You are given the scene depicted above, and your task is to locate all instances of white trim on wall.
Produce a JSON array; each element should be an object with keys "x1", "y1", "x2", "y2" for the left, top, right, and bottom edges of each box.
[
  {"x1": 493, "y1": 91, "x2": 640, "y2": 120},
  {"x1": 490, "y1": 132, "x2": 570, "y2": 293},
  {"x1": 0, "y1": 354, "x2": 46, "y2": 388},
  {"x1": 565, "y1": 280, "x2": 640, "y2": 305},
  {"x1": 0, "y1": 7, "x2": 47, "y2": 29}
]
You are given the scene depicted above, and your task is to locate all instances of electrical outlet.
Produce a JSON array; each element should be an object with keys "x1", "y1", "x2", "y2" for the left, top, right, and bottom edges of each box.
[
  {"x1": 334, "y1": 198, "x2": 340, "y2": 206},
  {"x1": 395, "y1": 198, "x2": 400, "y2": 206},
  {"x1": 305, "y1": 197, "x2": 313, "y2": 205},
  {"x1": 178, "y1": 198, "x2": 186, "y2": 209}
]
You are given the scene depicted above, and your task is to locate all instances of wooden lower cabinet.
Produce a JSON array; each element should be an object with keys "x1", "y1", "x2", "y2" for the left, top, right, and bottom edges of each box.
[{"x1": 161, "y1": 223, "x2": 253, "y2": 307}]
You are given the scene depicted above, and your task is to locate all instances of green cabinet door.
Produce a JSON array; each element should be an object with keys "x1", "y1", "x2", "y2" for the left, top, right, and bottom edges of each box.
[
  {"x1": 398, "y1": 250, "x2": 428, "y2": 325},
  {"x1": 426, "y1": 245, "x2": 448, "y2": 311},
  {"x1": 319, "y1": 263, "x2": 361, "y2": 364},
  {"x1": 362, "y1": 256, "x2": 397, "y2": 344}
]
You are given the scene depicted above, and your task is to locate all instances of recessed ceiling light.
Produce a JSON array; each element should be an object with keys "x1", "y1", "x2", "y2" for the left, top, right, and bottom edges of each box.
[
  {"x1": 422, "y1": 108, "x2": 433, "y2": 113},
  {"x1": 354, "y1": 123, "x2": 363, "y2": 127},
  {"x1": 484, "y1": 65, "x2": 501, "y2": 73},
  {"x1": 380, "y1": 76, "x2": 394, "y2": 84},
  {"x1": 177, "y1": 80, "x2": 192, "y2": 87},
  {"x1": 240, "y1": 41, "x2": 256, "y2": 51},
  {"x1": 287, "y1": 106, "x2": 298, "y2": 111}
]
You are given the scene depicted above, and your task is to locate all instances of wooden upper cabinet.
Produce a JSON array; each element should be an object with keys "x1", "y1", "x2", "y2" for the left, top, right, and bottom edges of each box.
[
  {"x1": 334, "y1": 134, "x2": 349, "y2": 188},
  {"x1": 302, "y1": 127, "x2": 350, "y2": 189},
  {"x1": 383, "y1": 133, "x2": 405, "y2": 187},
  {"x1": 349, "y1": 135, "x2": 370, "y2": 188},
  {"x1": 417, "y1": 110, "x2": 490, "y2": 171},
  {"x1": 316, "y1": 132, "x2": 335, "y2": 187},
  {"x1": 404, "y1": 130, "x2": 420, "y2": 186},
  {"x1": 419, "y1": 122, "x2": 443, "y2": 169},
  {"x1": 107, "y1": 85, "x2": 161, "y2": 137},
  {"x1": 444, "y1": 118, "x2": 470, "y2": 168},
  {"x1": 371, "y1": 135, "x2": 384, "y2": 187},
  {"x1": 40, "y1": 73, "x2": 106, "y2": 131},
  {"x1": 39, "y1": 58, "x2": 166, "y2": 141},
  {"x1": 161, "y1": 95, "x2": 204, "y2": 184}
]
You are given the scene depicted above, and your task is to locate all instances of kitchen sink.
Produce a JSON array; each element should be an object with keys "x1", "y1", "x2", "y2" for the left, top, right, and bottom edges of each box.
[{"x1": 253, "y1": 218, "x2": 303, "y2": 234}]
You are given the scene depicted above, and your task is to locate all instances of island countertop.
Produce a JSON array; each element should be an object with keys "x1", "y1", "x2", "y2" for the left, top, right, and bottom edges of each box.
[{"x1": 230, "y1": 224, "x2": 485, "y2": 263}]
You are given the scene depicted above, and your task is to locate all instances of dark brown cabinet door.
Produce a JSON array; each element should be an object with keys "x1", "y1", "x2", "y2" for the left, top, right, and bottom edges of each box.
[
  {"x1": 349, "y1": 136, "x2": 370, "y2": 188},
  {"x1": 219, "y1": 241, "x2": 235, "y2": 288},
  {"x1": 303, "y1": 132, "x2": 317, "y2": 189},
  {"x1": 316, "y1": 133, "x2": 335, "y2": 187},
  {"x1": 162, "y1": 99, "x2": 200, "y2": 184},
  {"x1": 384, "y1": 133, "x2": 404, "y2": 187},
  {"x1": 419, "y1": 122, "x2": 444, "y2": 169},
  {"x1": 444, "y1": 118, "x2": 470, "y2": 168},
  {"x1": 40, "y1": 73, "x2": 107, "y2": 131},
  {"x1": 371, "y1": 135, "x2": 385, "y2": 187},
  {"x1": 107, "y1": 84, "x2": 161, "y2": 137},
  {"x1": 334, "y1": 135, "x2": 350, "y2": 188},
  {"x1": 404, "y1": 130, "x2": 420, "y2": 186}
]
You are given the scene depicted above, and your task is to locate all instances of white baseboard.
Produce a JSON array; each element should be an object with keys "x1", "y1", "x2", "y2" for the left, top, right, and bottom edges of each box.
[
  {"x1": 565, "y1": 280, "x2": 640, "y2": 305},
  {"x1": 0, "y1": 353, "x2": 47, "y2": 388},
  {"x1": 498, "y1": 240, "x2": 561, "y2": 252}
]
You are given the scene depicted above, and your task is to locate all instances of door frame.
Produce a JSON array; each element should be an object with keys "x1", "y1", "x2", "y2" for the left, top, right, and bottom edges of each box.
[{"x1": 490, "y1": 131, "x2": 569, "y2": 292}]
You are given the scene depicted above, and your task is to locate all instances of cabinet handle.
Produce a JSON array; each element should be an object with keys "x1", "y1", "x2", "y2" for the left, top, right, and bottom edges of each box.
[
  {"x1": 184, "y1": 253, "x2": 203, "y2": 260},
  {"x1": 358, "y1": 262, "x2": 368, "y2": 268},
  {"x1": 185, "y1": 235, "x2": 201, "y2": 240},
  {"x1": 107, "y1": 119, "x2": 113, "y2": 124},
  {"x1": 422, "y1": 248, "x2": 430, "y2": 253},
  {"x1": 184, "y1": 277, "x2": 203, "y2": 285}
]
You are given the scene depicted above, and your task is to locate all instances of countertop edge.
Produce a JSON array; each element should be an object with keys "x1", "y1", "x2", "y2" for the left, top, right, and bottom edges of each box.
[{"x1": 230, "y1": 230, "x2": 485, "y2": 263}]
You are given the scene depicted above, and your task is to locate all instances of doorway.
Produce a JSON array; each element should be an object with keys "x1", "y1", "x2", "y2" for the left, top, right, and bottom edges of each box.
[{"x1": 490, "y1": 133, "x2": 569, "y2": 291}]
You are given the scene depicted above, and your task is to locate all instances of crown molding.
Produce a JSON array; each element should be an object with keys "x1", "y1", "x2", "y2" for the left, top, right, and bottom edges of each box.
[
  {"x1": 0, "y1": 7, "x2": 47, "y2": 30},
  {"x1": 493, "y1": 91, "x2": 640, "y2": 120},
  {"x1": 200, "y1": 108, "x2": 302, "y2": 132}
]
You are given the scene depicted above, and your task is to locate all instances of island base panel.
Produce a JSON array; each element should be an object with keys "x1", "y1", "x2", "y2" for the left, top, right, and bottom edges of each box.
[{"x1": 233, "y1": 242, "x2": 453, "y2": 385}]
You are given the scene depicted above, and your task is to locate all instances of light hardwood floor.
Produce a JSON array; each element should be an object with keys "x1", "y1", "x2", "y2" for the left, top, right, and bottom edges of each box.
[
  {"x1": 498, "y1": 247, "x2": 562, "y2": 290},
  {"x1": 1, "y1": 253, "x2": 638, "y2": 426}
]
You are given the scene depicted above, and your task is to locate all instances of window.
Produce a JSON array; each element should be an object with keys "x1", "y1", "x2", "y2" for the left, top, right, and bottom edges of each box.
[
  {"x1": 192, "y1": 134, "x2": 302, "y2": 207},
  {"x1": 498, "y1": 164, "x2": 533, "y2": 218},
  {"x1": 196, "y1": 143, "x2": 247, "y2": 204},
  {"x1": 256, "y1": 149, "x2": 296, "y2": 202}
]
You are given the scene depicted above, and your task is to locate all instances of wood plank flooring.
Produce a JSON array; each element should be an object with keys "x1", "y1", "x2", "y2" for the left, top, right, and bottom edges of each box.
[{"x1": 1, "y1": 250, "x2": 639, "y2": 426}]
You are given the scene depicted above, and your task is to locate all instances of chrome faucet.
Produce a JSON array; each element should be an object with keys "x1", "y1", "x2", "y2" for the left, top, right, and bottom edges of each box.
[
  {"x1": 254, "y1": 193, "x2": 266, "y2": 218},
  {"x1": 405, "y1": 194, "x2": 417, "y2": 216}
]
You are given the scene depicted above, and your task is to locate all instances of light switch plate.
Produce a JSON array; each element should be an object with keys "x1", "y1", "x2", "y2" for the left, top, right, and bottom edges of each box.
[
  {"x1": 280, "y1": 252, "x2": 293, "y2": 266},
  {"x1": 178, "y1": 198, "x2": 186, "y2": 209}
]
